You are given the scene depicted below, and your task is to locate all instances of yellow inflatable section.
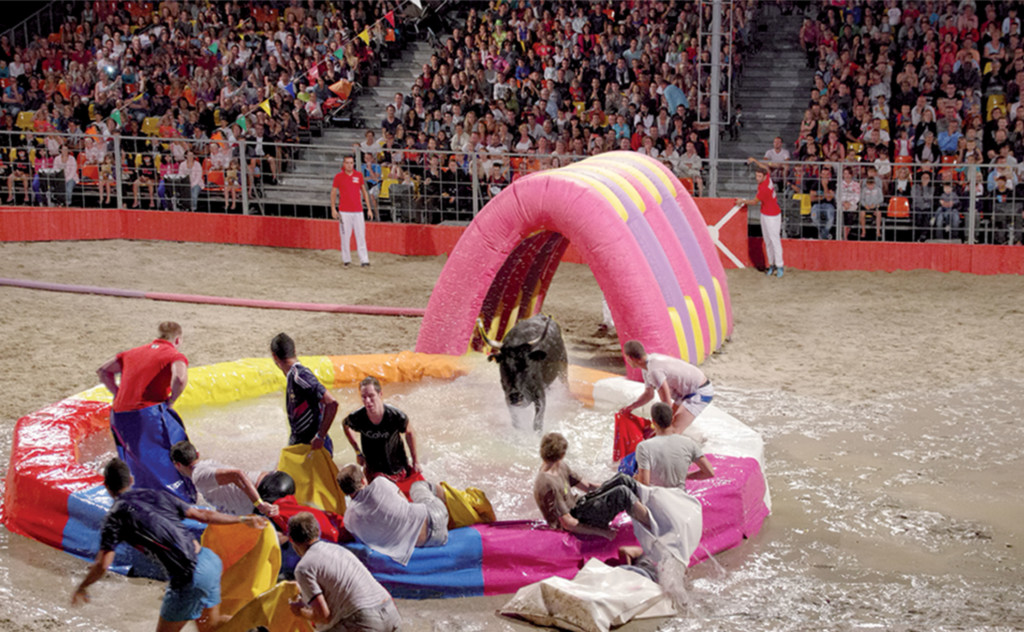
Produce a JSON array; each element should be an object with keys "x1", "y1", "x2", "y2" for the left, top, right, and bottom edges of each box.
[{"x1": 70, "y1": 351, "x2": 472, "y2": 409}]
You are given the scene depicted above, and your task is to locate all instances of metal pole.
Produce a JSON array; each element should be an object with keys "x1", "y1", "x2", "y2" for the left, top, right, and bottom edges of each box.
[
  {"x1": 708, "y1": 0, "x2": 723, "y2": 197},
  {"x1": 967, "y1": 165, "x2": 977, "y2": 245},
  {"x1": 239, "y1": 139, "x2": 249, "y2": 215},
  {"x1": 471, "y1": 153, "x2": 479, "y2": 217},
  {"x1": 113, "y1": 134, "x2": 124, "y2": 209}
]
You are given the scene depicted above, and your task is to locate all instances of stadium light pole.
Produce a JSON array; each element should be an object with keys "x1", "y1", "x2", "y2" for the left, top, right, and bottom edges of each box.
[{"x1": 708, "y1": 0, "x2": 723, "y2": 197}]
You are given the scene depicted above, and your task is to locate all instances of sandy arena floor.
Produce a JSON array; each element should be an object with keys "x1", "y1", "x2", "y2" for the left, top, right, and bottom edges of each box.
[{"x1": 1, "y1": 240, "x2": 1023, "y2": 631}]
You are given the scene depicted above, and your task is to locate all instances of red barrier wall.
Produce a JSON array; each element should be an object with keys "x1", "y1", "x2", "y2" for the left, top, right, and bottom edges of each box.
[{"x1": 3, "y1": 205, "x2": 1022, "y2": 274}]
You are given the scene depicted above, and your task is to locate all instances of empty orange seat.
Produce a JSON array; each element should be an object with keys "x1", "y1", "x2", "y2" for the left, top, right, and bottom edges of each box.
[
  {"x1": 81, "y1": 164, "x2": 99, "y2": 183},
  {"x1": 887, "y1": 196, "x2": 910, "y2": 219},
  {"x1": 207, "y1": 170, "x2": 225, "y2": 189}
]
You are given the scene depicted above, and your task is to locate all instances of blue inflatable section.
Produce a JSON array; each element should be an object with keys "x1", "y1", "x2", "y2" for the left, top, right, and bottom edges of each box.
[
  {"x1": 344, "y1": 527, "x2": 485, "y2": 599},
  {"x1": 62, "y1": 483, "x2": 210, "y2": 580}
]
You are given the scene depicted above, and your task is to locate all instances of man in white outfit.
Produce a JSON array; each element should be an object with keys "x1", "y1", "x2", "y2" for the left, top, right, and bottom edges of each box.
[
  {"x1": 330, "y1": 155, "x2": 376, "y2": 268},
  {"x1": 620, "y1": 340, "x2": 714, "y2": 434}
]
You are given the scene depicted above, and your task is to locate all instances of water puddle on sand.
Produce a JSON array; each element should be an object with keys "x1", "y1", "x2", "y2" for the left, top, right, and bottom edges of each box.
[{"x1": 2, "y1": 374, "x2": 1023, "y2": 630}]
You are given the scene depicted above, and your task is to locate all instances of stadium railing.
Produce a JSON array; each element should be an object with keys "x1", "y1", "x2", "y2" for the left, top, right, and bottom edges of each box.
[{"x1": 2, "y1": 130, "x2": 1020, "y2": 246}]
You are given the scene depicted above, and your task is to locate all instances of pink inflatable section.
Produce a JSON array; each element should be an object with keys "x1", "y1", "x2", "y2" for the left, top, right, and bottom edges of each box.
[{"x1": 415, "y1": 152, "x2": 733, "y2": 367}]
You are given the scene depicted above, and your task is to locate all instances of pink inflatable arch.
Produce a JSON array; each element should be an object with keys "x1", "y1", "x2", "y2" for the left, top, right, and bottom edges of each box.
[{"x1": 415, "y1": 152, "x2": 733, "y2": 365}]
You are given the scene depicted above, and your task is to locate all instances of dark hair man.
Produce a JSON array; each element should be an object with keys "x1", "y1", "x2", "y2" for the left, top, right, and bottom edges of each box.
[{"x1": 72, "y1": 458, "x2": 265, "y2": 631}]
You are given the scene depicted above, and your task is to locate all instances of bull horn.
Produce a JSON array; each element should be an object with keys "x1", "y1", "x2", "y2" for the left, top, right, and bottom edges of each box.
[
  {"x1": 526, "y1": 316, "x2": 551, "y2": 347},
  {"x1": 475, "y1": 318, "x2": 502, "y2": 350}
]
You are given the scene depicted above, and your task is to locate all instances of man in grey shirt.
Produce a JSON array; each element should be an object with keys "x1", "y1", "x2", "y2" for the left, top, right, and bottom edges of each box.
[
  {"x1": 288, "y1": 512, "x2": 400, "y2": 632},
  {"x1": 635, "y1": 403, "x2": 715, "y2": 489}
]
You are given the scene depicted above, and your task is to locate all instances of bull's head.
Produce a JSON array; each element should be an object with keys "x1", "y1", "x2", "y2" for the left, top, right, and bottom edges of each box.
[{"x1": 476, "y1": 317, "x2": 551, "y2": 364}]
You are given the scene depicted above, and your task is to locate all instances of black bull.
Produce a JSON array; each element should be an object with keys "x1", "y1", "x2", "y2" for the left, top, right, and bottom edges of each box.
[{"x1": 476, "y1": 315, "x2": 569, "y2": 431}]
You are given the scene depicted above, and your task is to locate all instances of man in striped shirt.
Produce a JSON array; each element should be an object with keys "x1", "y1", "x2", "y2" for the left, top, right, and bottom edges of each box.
[{"x1": 271, "y1": 333, "x2": 339, "y2": 454}]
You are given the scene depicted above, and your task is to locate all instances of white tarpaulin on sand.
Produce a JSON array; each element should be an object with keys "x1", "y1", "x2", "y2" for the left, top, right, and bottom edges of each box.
[{"x1": 500, "y1": 558, "x2": 676, "y2": 632}]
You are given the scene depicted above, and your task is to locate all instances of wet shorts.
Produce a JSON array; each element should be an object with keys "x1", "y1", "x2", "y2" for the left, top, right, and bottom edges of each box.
[
  {"x1": 410, "y1": 481, "x2": 449, "y2": 547},
  {"x1": 677, "y1": 381, "x2": 714, "y2": 418},
  {"x1": 160, "y1": 547, "x2": 222, "y2": 622}
]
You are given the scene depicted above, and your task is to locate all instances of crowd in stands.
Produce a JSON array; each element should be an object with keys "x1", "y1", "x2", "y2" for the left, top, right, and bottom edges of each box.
[
  {"x1": 361, "y1": 0, "x2": 751, "y2": 221},
  {"x1": 773, "y1": 0, "x2": 1024, "y2": 244},
  {"x1": 0, "y1": 0, "x2": 405, "y2": 210}
]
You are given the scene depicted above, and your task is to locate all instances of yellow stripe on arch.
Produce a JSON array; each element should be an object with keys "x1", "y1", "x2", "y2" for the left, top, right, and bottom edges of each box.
[
  {"x1": 698, "y1": 286, "x2": 718, "y2": 354},
  {"x1": 548, "y1": 172, "x2": 629, "y2": 222},
  {"x1": 713, "y1": 277, "x2": 728, "y2": 345},
  {"x1": 586, "y1": 156, "x2": 663, "y2": 204},
  {"x1": 565, "y1": 163, "x2": 645, "y2": 213},
  {"x1": 683, "y1": 295, "x2": 706, "y2": 364},
  {"x1": 609, "y1": 153, "x2": 677, "y2": 198},
  {"x1": 667, "y1": 306, "x2": 695, "y2": 364}
]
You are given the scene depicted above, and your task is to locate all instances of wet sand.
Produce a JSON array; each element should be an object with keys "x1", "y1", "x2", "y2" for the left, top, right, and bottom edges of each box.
[{"x1": 1, "y1": 240, "x2": 1023, "y2": 631}]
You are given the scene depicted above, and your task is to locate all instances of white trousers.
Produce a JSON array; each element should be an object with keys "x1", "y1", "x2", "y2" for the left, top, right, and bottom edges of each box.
[
  {"x1": 339, "y1": 212, "x2": 368, "y2": 265},
  {"x1": 761, "y1": 212, "x2": 784, "y2": 267}
]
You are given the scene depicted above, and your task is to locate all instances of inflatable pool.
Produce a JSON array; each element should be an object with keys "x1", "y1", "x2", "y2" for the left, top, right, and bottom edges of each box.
[{"x1": 1, "y1": 352, "x2": 769, "y2": 598}]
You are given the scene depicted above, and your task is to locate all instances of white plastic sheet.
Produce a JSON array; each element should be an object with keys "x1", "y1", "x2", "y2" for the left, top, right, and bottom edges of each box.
[
  {"x1": 632, "y1": 484, "x2": 704, "y2": 566},
  {"x1": 500, "y1": 558, "x2": 676, "y2": 632}
]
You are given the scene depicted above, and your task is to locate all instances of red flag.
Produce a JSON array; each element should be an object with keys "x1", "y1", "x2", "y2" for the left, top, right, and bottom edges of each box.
[
  {"x1": 307, "y1": 64, "x2": 319, "y2": 83},
  {"x1": 384, "y1": 10, "x2": 395, "y2": 27}
]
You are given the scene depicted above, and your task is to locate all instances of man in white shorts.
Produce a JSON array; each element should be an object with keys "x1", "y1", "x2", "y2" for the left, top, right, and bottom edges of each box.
[{"x1": 619, "y1": 340, "x2": 714, "y2": 434}]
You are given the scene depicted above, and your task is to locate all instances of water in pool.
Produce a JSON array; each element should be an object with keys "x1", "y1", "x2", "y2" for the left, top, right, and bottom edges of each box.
[{"x1": 5, "y1": 371, "x2": 1024, "y2": 630}]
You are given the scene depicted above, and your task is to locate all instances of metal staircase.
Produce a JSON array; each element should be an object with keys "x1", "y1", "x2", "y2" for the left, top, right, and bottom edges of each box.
[
  {"x1": 260, "y1": 39, "x2": 437, "y2": 213},
  {"x1": 715, "y1": 6, "x2": 810, "y2": 209}
]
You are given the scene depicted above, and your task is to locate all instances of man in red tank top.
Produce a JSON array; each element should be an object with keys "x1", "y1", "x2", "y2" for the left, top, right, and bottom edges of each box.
[{"x1": 96, "y1": 321, "x2": 196, "y2": 501}]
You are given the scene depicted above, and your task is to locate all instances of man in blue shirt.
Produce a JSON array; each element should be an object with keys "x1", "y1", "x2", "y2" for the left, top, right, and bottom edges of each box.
[
  {"x1": 936, "y1": 120, "x2": 963, "y2": 155},
  {"x1": 72, "y1": 458, "x2": 265, "y2": 632}
]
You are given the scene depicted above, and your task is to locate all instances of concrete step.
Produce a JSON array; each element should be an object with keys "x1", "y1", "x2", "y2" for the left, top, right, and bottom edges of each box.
[{"x1": 741, "y1": 78, "x2": 807, "y2": 90}]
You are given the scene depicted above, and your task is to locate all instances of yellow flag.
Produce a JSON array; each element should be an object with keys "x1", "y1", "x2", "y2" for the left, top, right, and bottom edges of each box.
[
  {"x1": 357, "y1": 29, "x2": 370, "y2": 45},
  {"x1": 259, "y1": 99, "x2": 272, "y2": 116}
]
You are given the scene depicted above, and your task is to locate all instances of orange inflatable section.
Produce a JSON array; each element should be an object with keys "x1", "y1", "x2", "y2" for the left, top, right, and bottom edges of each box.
[{"x1": 328, "y1": 351, "x2": 471, "y2": 388}]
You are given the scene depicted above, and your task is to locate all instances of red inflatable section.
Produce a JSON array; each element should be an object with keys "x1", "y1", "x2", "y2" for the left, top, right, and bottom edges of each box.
[{"x1": 2, "y1": 398, "x2": 107, "y2": 547}]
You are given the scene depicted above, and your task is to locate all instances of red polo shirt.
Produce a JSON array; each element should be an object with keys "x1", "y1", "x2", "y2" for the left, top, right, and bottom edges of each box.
[
  {"x1": 112, "y1": 339, "x2": 188, "y2": 412},
  {"x1": 332, "y1": 169, "x2": 364, "y2": 213}
]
